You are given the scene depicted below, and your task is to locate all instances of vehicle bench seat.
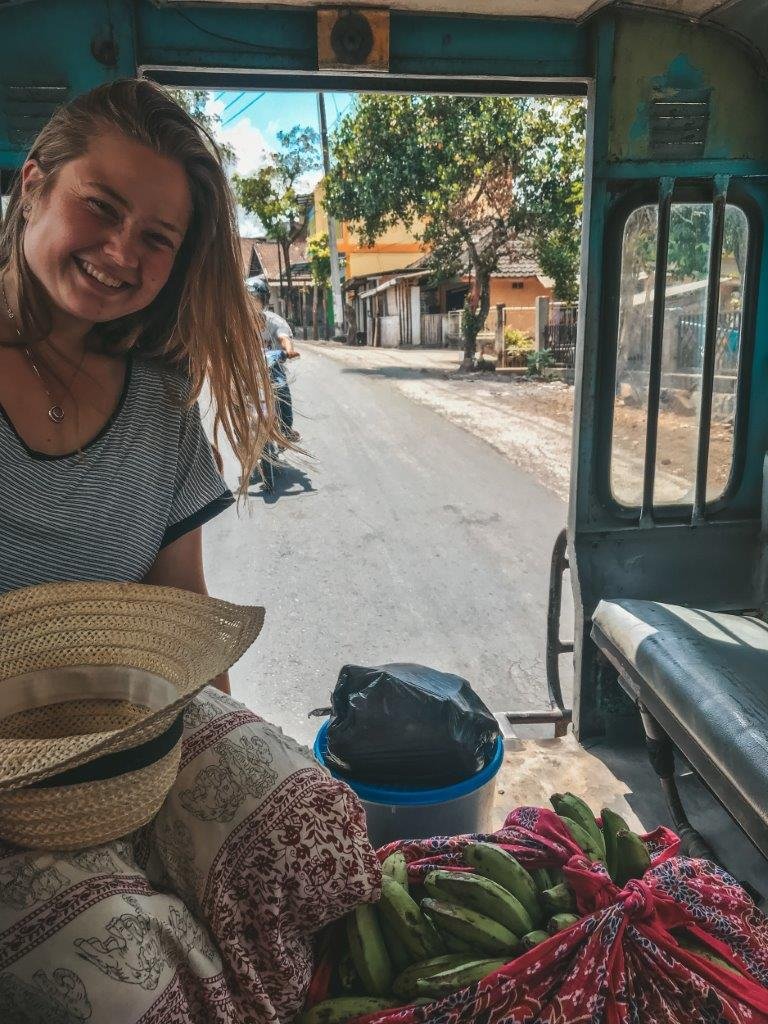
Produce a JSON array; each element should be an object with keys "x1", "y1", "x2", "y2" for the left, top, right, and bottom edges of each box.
[{"x1": 591, "y1": 599, "x2": 768, "y2": 851}]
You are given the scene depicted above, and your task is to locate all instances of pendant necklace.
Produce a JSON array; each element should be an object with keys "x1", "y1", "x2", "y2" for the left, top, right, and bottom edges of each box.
[{"x1": 2, "y1": 277, "x2": 68, "y2": 424}]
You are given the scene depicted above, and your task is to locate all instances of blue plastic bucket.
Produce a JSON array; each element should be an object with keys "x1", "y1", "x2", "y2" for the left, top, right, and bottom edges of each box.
[{"x1": 313, "y1": 720, "x2": 504, "y2": 847}]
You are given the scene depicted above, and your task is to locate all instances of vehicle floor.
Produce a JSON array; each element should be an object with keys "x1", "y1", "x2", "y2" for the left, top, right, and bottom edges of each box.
[{"x1": 491, "y1": 730, "x2": 767, "y2": 910}]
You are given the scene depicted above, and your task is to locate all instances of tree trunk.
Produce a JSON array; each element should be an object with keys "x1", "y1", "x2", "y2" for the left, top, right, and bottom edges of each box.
[
  {"x1": 461, "y1": 266, "x2": 492, "y2": 370},
  {"x1": 312, "y1": 284, "x2": 319, "y2": 339}
]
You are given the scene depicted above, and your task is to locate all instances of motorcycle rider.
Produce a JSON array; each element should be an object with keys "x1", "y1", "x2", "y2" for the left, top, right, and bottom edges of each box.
[{"x1": 246, "y1": 275, "x2": 301, "y2": 443}]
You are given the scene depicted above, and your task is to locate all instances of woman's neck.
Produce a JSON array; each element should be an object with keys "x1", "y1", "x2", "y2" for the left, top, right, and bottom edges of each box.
[{"x1": 1, "y1": 265, "x2": 94, "y2": 358}]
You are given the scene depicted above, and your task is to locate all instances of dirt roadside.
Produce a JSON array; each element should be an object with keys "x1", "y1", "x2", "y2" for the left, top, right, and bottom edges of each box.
[{"x1": 304, "y1": 341, "x2": 731, "y2": 504}]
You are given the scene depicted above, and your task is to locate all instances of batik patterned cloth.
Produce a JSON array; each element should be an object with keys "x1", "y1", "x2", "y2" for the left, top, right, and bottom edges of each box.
[{"x1": 0, "y1": 687, "x2": 381, "y2": 1023}]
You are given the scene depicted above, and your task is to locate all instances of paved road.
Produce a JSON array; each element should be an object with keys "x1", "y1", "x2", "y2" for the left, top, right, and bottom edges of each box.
[{"x1": 204, "y1": 346, "x2": 571, "y2": 747}]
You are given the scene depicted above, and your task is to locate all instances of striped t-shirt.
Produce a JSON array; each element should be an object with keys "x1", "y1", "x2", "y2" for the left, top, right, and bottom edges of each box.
[{"x1": 0, "y1": 356, "x2": 233, "y2": 595}]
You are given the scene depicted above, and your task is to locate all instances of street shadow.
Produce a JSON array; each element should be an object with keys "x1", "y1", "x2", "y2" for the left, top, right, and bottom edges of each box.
[{"x1": 248, "y1": 462, "x2": 317, "y2": 504}]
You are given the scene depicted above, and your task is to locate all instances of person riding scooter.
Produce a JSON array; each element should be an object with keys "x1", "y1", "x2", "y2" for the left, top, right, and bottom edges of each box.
[{"x1": 246, "y1": 275, "x2": 300, "y2": 443}]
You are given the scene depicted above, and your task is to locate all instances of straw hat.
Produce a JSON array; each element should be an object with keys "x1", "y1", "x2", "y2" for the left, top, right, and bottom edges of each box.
[{"x1": 0, "y1": 581, "x2": 264, "y2": 849}]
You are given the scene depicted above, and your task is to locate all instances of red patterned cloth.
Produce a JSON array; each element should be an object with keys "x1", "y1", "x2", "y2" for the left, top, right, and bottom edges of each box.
[
  {"x1": 0, "y1": 688, "x2": 381, "y2": 1022},
  {"x1": 327, "y1": 807, "x2": 768, "y2": 1024}
]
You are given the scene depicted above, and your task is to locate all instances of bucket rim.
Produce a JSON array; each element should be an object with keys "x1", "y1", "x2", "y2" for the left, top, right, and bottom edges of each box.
[{"x1": 313, "y1": 720, "x2": 503, "y2": 806}]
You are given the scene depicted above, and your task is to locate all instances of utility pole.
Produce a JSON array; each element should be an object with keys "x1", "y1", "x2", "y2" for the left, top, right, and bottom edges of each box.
[{"x1": 317, "y1": 92, "x2": 344, "y2": 337}]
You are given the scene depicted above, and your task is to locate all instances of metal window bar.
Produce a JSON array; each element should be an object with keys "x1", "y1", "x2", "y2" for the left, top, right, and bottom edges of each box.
[
  {"x1": 640, "y1": 178, "x2": 675, "y2": 526},
  {"x1": 692, "y1": 176, "x2": 730, "y2": 523}
]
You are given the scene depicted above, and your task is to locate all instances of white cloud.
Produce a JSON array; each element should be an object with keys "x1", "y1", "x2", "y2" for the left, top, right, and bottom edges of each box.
[{"x1": 203, "y1": 94, "x2": 321, "y2": 236}]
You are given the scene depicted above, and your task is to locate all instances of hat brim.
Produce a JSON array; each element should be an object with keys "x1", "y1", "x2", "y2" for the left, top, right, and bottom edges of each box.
[{"x1": 0, "y1": 581, "x2": 264, "y2": 790}]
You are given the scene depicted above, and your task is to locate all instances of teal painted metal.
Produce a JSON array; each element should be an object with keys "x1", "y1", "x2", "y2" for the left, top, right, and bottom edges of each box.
[
  {"x1": 602, "y1": 160, "x2": 768, "y2": 180},
  {"x1": 568, "y1": 13, "x2": 616, "y2": 739},
  {"x1": 0, "y1": 0, "x2": 136, "y2": 168},
  {"x1": 0, "y1": 1, "x2": 590, "y2": 168},
  {"x1": 388, "y1": 15, "x2": 587, "y2": 79}
]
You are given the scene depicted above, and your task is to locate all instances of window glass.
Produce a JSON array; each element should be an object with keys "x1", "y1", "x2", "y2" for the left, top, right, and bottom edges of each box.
[
  {"x1": 610, "y1": 204, "x2": 658, "y2": 507},
  {"x1": 610, "y1": 200, "x2": 748, "y2": 508},
  {"x1": 708, "y1": 206, "x2": 748, "y2": 500}
]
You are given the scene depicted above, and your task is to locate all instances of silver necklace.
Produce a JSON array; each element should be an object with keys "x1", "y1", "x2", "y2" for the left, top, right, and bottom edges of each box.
[{"x1": 2, "y1": 278, "x2": 65, "y2": 424}]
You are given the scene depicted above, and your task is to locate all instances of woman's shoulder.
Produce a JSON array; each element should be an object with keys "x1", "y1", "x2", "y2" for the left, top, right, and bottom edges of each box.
[{"x1": 130, "y1": 356, "x2": 193, "y2": 412}]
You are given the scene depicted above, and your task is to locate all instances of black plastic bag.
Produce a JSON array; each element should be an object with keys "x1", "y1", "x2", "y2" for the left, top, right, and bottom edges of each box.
[{"x1": 324, "y1": 663, "x2": 500, "y2": 787}]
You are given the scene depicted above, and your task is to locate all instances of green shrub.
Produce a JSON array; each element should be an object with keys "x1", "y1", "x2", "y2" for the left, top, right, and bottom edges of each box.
[
  {"x1": 504, "y1": 329, "x2": 535, "y2": 365},
  {"x1": 526, "y1": 349, "x2": 555, "y2": 376}
]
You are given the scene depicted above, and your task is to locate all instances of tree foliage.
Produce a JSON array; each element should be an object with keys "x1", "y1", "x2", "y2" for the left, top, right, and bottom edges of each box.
[
  {"x1": 166, "y1": 89, "x2": 235, "y2": 165},
  {"x1": 307, "y1": 232, "x2": 331, "y2": 287},
  {"x1": 232, "y1": 126, "x2": 321, "y2": 293},
  {"x1": 324, "y1": 95, "x2": 585, "y2": 360}
]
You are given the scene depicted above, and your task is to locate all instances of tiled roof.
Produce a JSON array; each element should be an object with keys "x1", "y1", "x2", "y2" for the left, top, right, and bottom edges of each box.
[
  {"x1": 244, "y1": 237, "x2": 311, "y2": 283},
  {"x1": 406, "y1": 237, "x2": 543, "y2": 279}
]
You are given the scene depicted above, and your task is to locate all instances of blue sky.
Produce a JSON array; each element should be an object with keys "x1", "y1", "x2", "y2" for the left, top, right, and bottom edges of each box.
[{"x1": 205, "y1": 89, "x2": 355, "y2": 233}]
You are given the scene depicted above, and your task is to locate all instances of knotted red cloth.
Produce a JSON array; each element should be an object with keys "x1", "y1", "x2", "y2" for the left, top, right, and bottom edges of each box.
[{"x1": 308, "y1": 806, "x2": 768, "y2": 1023}]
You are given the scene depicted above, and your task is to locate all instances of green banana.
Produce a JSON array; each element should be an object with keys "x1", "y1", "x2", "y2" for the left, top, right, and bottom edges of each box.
[
  {"x1": 521, "y1": 929, "x2": 550, "y2": 950},
  {"x1": 551, "y1": 793, "x2": 606, "y2": 861},
  {"x1": 540, "y1": 882, "x2": 577, "y2": 915},
  {"x1": 299, "y1": 996, "x2": 398, "y2": 1024},
  {"x1": 600, "y1": 807, "x2": 631, "y2": 882},
  {"x1": 337, "y1": 950, "x2": 358, "y2": 992},
  {"x1": 415, "y1": 958, "x2": 508, "y2": 998},
  {"x1": 531, "y1": 868, "x2": 554, "y2": 892},
  {"x1": 549, "y1": 868, "x2": 567, "y2": 886},
  {"x1": 392, "y1": 953, "x2": 481, "y2": 1000},
  {"x1": 378, "y1": 876, "x2": 444, "y2": 960},
  {"x1": 346, "y1": 903, "x2": 392, "y2": 997},
  {"x1": 379, "y1": 913, "x2": 412, "y2": 972},
  {"x1": 615, "y1": 830, "x2": 651, "y2": 886},
  {"x1": 420, "y1": 898, "x2": 520, "y2": 955},
  {"x1": 677, "y1": 936, "x2": 741, "y2": 975},
  {"x1": 547, "y1": 913, "x2": 580, "y2": 935},
  {"x1": 557, "y1": 815, "x2": 604, "y2": 862},
  {"x1": 424, "y1": 869, "x2": 533, "y2": 936},
  {"x1": 462, "y1": 842, "x2": 543, "y2": 926},
  {"x1": 381, "y1": 851, "x2": 409, "y2": 890},
  {"x1": 438, "y1": 930, "x2": 475, "y2": 953}
]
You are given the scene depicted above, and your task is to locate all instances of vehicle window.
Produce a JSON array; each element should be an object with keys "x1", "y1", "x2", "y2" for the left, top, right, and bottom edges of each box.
[{"x1": 610, "y1": 200, "x2": 749, "y2": 509}]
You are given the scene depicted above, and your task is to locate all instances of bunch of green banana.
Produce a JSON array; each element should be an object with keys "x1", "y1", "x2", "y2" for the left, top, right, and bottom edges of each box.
[
  {"x1": 381, "y1": 851, "x2": 409, "y2": 890},
  {"x1": 424, "y1": 869, "x2": 534, "y2": 936},
  {"x1": 378, "y1": 875, "x2": 444, "y2": 961},
  {"x1": 614, "y1": 829, "x2": 651, "y2": 886},
  {"x1": 462, "y1": 842, "x2": 543, "y2": 926},
  {"x1": 540, "y1": 882, "x2": 577, "y2": 916},
  {"x1": 600, "y1": 807, "x2": 631, "y2": 881},
  {"x1": 551, "y1": 793, "x2": 606, "y2": 863},
  {"x1": 298, "y1": 996, "x2": 397, "y2": 1024},
  {"x1": 392, "y1": 953, "x2": 485, "y2": 1000},
  {"x1": 414, "y1": 959, "x2": 508, "y2": 998},
  {"x1": 421, "y1": 897, "x2": 520, "y2": 955}
]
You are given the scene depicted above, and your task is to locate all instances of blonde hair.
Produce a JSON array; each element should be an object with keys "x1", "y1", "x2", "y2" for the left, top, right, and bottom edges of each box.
[{"x1": 0, "y1": 78, "x2": 277, "y2": 488}]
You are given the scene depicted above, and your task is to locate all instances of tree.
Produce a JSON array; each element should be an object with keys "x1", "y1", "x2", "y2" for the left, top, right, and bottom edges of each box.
[
  {"x1": 307, "y1": 231, "x2": 331, "y2": 338},
  {"x1": 324, "y1": 95, "x2": 585, "y2": 365},
  {"x1": 167, "y1": 89, "x2": 235, "y2": 165},
  {"x1": 232, "y1": 126, "x2": 321, "y2": 318}
]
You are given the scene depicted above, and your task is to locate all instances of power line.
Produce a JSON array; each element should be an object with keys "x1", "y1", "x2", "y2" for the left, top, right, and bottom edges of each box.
[
  {"x1": 222, "y1": 92, "x2": 265, "y2": 127},
  {"x1": 222, "y1": 91, "x2": 245, "y2": 112}
]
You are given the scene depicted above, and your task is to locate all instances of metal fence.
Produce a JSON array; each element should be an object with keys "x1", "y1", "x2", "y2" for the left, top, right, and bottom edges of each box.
[
  {"x1": 676, "y1": 310, "x2": 742, "y2": 372},
  {"x1": 544, "y1": 306, "x2": 578, "y2": 367}
]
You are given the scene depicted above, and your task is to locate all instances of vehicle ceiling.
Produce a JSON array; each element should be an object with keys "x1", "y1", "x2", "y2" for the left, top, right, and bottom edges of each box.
[{"x1": 165, "y1": 0, "x2": 768, "y2": 70}]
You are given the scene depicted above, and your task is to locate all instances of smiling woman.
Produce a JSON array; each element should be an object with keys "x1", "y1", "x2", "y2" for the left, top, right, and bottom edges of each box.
[{"x1": 0, "y1": 80, "x2": 379, "y2": 1022}]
